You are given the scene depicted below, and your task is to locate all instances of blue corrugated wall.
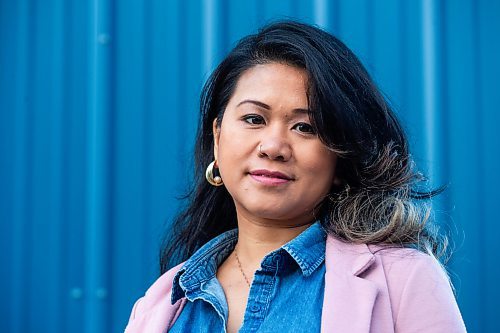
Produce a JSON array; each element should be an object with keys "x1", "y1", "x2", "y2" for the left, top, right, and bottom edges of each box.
[{"x1": 1, "y1": 0, "x2": 499, "y2": 332}]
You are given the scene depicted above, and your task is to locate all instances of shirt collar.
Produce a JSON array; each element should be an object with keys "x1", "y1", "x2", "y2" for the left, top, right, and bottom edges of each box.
[
  {"x1": 171, "y1": 229, "x2": 238, "y2": 303},
  {"x1": 171, "y1": 221, "x2": 326, "y2": 304},
  {"x1": 282, "y1": 221, "x2": 326, "y2": 277}
]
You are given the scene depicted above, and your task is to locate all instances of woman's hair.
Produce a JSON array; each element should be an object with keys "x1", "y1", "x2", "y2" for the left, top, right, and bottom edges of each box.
[{"x1": 160, "y1": 20, "x2": 448, "y2": 274}]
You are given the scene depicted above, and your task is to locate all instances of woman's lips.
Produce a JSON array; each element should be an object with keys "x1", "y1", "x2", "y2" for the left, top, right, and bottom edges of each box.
[{"x1": 249, "y1": 169, "x2": 293, "y2": 186}]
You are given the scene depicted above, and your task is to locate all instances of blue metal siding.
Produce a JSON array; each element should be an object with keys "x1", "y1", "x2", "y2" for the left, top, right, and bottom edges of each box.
[
  {"x1": 1, "y1": 1, "x2": 499, "y2": 332},
  {"x1": 478, "y1": 2, "x2": 500, "y2": 332},
  {"x1": 445, "y1": 2, "x2": 481, "y2": 331}
]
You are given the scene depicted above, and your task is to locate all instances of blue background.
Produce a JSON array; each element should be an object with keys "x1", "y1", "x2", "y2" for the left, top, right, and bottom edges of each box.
[{"x1": 1, "y1": 0, "x2": 499, "y2": 332}]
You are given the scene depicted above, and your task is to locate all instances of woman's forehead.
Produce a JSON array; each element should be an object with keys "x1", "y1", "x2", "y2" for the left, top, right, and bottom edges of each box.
[{"x1": 229, "y1": 63, "x2": 309, "y2": 109}]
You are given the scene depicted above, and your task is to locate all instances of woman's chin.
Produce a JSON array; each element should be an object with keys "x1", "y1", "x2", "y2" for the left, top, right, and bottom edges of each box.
[{"x1": 237, "y1": 205, "x2": 314, "y2": 225}]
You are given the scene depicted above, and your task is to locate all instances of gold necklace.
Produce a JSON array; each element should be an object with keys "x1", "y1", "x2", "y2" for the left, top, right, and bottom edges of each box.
[{"x1": 234, "y1": 247, "x2": 252, "y2": 288}]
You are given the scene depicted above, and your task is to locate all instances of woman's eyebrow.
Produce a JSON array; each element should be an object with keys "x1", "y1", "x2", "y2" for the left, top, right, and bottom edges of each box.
[
  {"x1": 236, "y1": 99, "x2": 270, "y2": 109},
  {"x1": 236, "y1": 99, "x2": 309, "y2": 114}
]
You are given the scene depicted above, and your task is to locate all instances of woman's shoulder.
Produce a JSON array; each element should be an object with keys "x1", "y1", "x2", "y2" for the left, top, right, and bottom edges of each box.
[
  {"x1": 368, "y1": 243, "x2": 442, "y2": 267},
  {"x1": 326, "y1": 233, "x2": 444, "y2": 275},
  {"x1": 366, "y1": 242, "x2": 450, "y2": 287},
  {"x1": 127, "y1": 263, "x2": 185, "y2": 321},
  {"x1": 146, "y1": 263, "x2": 184, "y2": 298},
  {"x1": 326, "y1": 234, "x2": 455, "y2": 306},
  {"x1": 125, "y1": 263, "x2": 187, "y2": 332},
  {"x1": 325, "y1": 235, "x2": 465, "y2": 331},
  {"x1": 372, "y1": 246, "x2": 465, "y2": 330}
]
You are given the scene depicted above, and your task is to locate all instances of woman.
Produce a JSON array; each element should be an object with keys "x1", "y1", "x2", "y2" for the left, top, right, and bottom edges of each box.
[{"x1": 125, "y1": 21, "x2": 466, "y2": 332}]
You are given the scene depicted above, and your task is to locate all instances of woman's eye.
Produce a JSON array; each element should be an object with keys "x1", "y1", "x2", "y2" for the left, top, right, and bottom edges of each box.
[
  {"x1": 294, "y1": 122, "x2": 315, "y2": 134},
  {"x1": 243, "y1": 115, "x2": 265, "y2": 125}
]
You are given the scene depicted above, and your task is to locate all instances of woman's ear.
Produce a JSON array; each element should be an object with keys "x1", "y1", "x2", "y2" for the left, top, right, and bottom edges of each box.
[{"x1": 213, "y1": 118, "x2": 220, "y2": 160}]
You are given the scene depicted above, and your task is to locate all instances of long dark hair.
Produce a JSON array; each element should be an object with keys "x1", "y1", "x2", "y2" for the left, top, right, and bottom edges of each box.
[{"x1": 160, "y1": 20, "x2": 447, "y2": 274}]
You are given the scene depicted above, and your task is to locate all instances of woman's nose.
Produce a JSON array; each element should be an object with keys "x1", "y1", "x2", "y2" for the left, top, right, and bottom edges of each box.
[{"x1": 258, "y1": 137, "x2": 292, "y2": 162}]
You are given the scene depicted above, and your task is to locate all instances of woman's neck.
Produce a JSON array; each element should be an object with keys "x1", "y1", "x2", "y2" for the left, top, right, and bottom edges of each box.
[{"x1": 234, "y1": 215, "x2": 313, "y2": 268}]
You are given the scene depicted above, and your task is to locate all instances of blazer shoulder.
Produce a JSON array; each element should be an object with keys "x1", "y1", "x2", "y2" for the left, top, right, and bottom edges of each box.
[
  {"x1": 367, "y1": 246, "x2": 466, "y2": 332},
  {"x1": 128, "y1": 262, "x2": 184, "y2": 321},
  {"x1": 325, "y1": 235, "x2": 433, "y2": 276},
  {"x1": 366, "y1": 244, "x2": 449, "y2": 287},
  {"x1": 368, "y1": 244, "x2": 436, "y2": 266}
]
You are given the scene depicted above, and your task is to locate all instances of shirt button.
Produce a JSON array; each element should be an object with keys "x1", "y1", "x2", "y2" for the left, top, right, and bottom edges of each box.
[{"x1": 250, "y1": 304, "x2": 261, "y2": 312}]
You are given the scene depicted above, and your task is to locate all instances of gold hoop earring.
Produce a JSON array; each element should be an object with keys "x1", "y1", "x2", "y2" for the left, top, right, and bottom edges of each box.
[{"x1": 205, "y1": 160, "x2": 223, "y2": 186}]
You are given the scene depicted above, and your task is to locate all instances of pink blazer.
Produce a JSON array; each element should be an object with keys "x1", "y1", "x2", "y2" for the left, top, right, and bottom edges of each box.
[{"x1": 124, "y1": 235, "x2": 466, "y2": 332}]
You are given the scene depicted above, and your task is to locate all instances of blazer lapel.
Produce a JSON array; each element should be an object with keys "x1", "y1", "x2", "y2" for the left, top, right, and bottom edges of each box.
[{"x1": 321, "y1": 236, "x2": 378, "y2": 333}]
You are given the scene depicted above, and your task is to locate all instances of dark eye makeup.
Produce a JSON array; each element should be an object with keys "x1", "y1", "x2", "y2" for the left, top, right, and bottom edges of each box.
[
  {"x1": 242, "y1": 114, "x2": 265, "y2": 125},
  {"x1": 241, "y1": 114, "x2": 316, "y2": 135},
  {"x1": 293, "y1": 122, "x2": 315, "y2": 134}
]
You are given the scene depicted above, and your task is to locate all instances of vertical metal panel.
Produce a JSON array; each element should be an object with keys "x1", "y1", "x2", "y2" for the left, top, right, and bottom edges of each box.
[
  {"x1": 38, "y1": 0, "x2": 65, "y2": 331},
  {"x1": 420, "y1": 0, "x2": 449, "y2": 241},
  {"x1": 179, "y1": 0, "x2": 204, "y2": 156},
  {"x1": 111, "y1": 0, "x2": 146, "y2": 330},
  {"x1": 227, "y1": 1, "x2": 259, "y2": 47},
  {"x1": 203, "y1": 0, "x2": 226, "y2": 73},
  {"x1": 400, "y1": 0, "x2": 426, "y2": 160},
  {"x1": 422, "y1": 0, "x2": 442, "y2": 180},
  {"x1": 0, "y1": 3, "x2": 14, "y2": 332},
  {"x1": 313, "y1": 0, "x2": 331, "y2": 29},
  {"x1": 444, "y1": 1, "x2": 483, "y2": 332},
  {"x1": 336, "y1": 0, "x2": 372, "y2": 63},
  {"x1": 3, "y1": 0, "x2": 32, "y2": 331},
  {"x1": 1, "y1": 1, "x2": 499, "y2": 332},
  {"x1": 64, "y1": 1, "x2": 90, "y2": 331},
  {"x1": 371, "y1": 1, "x2": 403, "y2": 108},
  {"x1": 477, "y1": 1, "x2": 500, "y2": 332},
  {"x1": 85, "y1": 0, "x2": 113, "y2": 331},
  {"x1": 260, "y1": 0, "x2": 295, "y2": 22}
]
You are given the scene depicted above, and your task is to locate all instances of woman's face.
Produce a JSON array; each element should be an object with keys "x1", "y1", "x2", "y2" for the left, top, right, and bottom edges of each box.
[{"x1": 213, "y1": 62, "x2": 338, "y2": 226}]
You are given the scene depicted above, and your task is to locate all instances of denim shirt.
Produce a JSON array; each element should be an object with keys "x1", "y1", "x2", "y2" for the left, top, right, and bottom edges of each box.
[{"x1": 169, "y1": 222, "x2": 326, "y2": 333}]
